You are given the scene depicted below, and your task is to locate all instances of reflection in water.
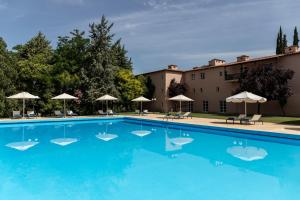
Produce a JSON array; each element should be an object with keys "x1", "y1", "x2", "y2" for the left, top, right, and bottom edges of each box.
[
  {"x1": 50, "y1": 124, "x2": 78, "y2": 146},
  {"x1": 131, "y1": 122, "x2": 152, "y2": 137},
  {"x1": 96, "y1": 122, "x2": 118, "y2": 141},
  {"x1": 165, "y1": 133, "x2": 182, "y2": 152},
  {"x1": 6, "y1": 126, "x2": 39, "y2": 151},
  {"x1": 227, "y1": 140, "x2": 268, "y2": 161},
  {"x1": 169, "y1": 129, "x2": 194, "y2": 146}
]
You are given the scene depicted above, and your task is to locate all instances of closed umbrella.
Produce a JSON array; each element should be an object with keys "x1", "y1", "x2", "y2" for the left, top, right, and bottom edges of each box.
[
  {"x1": 169, "y1": 94, "x2": 194, "y2": 113},
  {"x1": 132, "y1": 96, "x2": 151, "y2": 115},
  {"x1": 51, "y1": 93, "x2": 78, "y2": 117},
  {"x1": 96, "y1": 94, "x2": 118, "y2": 115},
  {"x1": 7, "y1": 92, "x2": 40, "y2": 117},
  {"x1": 226, "y1": 91, "x2": 267, "y2": 117}
]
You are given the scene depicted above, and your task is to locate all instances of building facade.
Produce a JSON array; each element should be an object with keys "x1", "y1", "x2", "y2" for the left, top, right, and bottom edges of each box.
[{"x1": 141, "y1": 46, "x2": 300, "y2": 116}]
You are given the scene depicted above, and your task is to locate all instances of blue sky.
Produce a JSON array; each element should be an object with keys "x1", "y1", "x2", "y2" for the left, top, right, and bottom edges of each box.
[{"x1": 0, "y1": 0, "x2": 299, "y2": 74}]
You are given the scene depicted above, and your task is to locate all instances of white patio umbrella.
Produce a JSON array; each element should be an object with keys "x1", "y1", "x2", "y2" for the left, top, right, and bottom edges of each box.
[
  {"x1": 7, "y1": 92, "x2": 40, "y2": 117},
  {"x1": 51, "y1": 93, "x2": 78, "y2": 117},
  {"x1": 132, "y1": 96, "x2": 151, "y2": 114},
  {"x1": 96, "y1": 94, "x2": 118, "y2": 115},
  {"x1": 169, "y1": 94, "x2": 194, "y2": 113},
  {"x1": 226, "y1": 91, "x2": 267, "y2": 117}
]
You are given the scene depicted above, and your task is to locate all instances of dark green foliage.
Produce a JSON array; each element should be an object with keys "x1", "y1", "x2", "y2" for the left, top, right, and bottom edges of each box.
[
  {"x1": 143, "y1": 76, "x2": 155, "y2": 99},
  {"x1": 0, "y1": 15, "x2": 142, "y2": 116},
  {"x1": 238, "y1": 64, "x2": 294, "y2": 115},
  {"x1": 293, "y1": 26, "x2": 299, "y2": 46},
  {"x1": 168, "y1": 78, "x2": 186, "y2": 97},
  {"x1": 276, "y1": 26, "x2": 286, "y2": 54}
]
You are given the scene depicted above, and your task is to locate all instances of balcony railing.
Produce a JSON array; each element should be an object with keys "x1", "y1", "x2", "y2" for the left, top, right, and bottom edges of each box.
[{"x1": 225, "y1": 73, "x2": 241, "y2": 81}]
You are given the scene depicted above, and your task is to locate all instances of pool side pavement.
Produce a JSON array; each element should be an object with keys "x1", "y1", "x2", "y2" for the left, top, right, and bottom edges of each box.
[
  {"x1": 125, "y1": 114, "x2": 300, "y2": 135},
  {"x1": 0, "y1": 114, "x2": 299, "y2": 135}
]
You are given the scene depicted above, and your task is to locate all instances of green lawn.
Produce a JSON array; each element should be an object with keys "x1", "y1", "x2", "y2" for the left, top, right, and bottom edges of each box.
[
  {"x1": 121, "y1": 112, "x2": 300, "y2": 125},
  {"x1": 192, "y1": 113, "x2": 300, "y2": 125}
]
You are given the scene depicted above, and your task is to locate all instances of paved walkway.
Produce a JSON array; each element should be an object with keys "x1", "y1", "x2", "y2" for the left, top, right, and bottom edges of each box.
[
  {"x1": 0, "y1": 114, "x2": 299, "y2": 135},
  {"x1": 127, "y1": 114, "x2": 300, "y2": 135}
]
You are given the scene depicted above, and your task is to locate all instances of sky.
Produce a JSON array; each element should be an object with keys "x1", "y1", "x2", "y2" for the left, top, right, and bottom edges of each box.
[{"x1": 0, "y1": 0, "x2": 299, "y2": 74}]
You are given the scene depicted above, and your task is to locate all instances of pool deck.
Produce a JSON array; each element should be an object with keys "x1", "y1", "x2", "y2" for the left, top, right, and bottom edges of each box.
[
  {"x1": 0, "y1": 114, "x2": 299, "y2": 135},
  {"x1": 126, "y1": 114, "x2": 300, "y2": 135}
]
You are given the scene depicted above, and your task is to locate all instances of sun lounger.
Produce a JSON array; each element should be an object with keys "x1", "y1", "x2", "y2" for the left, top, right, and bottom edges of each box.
[
  {"x1": 240, "y1": 114, "x2": 263, "y2": 125},
  {"x1": 135, "y1": 110, "x2": 140, "y2": 115},
  {"x1": 107, "y1": 110, "x2": 117, "y2": 116},
  {"x1": 12, "y1": 111, "x2": 22, "y2": 119},
  {"x1": 178, "y1": 112, "x2": 192, "y2": 119},
  {"x1": 54, "y1": 110, "x2": 64, "y2": 117},
  {"x1": 163, "y1": 113, "x2": 176, "y2": 120},
  {"x1": 26, "y1": 111, "x2": 37, "y2": 118},
  {"x1": 142, "y1": 110, "x2": 149, "y2": 115},
  {"x1": 67, "y1": 110, "x2": 78, "y2": 116},
  {"x1": 98, "y1": 110, "x2": 106, "y2": 115},
  {"x1": 226, "y1": 114, "x2": 246, "y2": 124}
]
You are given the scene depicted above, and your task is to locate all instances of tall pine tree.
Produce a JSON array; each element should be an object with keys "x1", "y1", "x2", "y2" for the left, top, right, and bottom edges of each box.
[{"x1": 293, "y1": 26, "x2": 299, "y2": 46}]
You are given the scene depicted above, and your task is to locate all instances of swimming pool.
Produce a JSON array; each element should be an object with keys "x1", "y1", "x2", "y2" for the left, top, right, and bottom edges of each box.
[{"x1": 0, "y1": 117, "x2": 299, "y2": 200}]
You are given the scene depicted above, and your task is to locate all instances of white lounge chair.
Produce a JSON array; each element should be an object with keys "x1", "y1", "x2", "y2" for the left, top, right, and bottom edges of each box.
[
  {"x1": 178, "y1": 112, "x2": 192, "y2": 119},
  {"x1": 26, "y1": 111, "x2": 37, "y2": 118},
  {"x1": 226, "y1": 114, "x2": 246, "y2": 124},
  {"x1": 98, "y1": 110, "x2": 106, "y2": 115},
  {"x1": 12, "y1": 111, "x2": 22, "y2": 119},
  {"x1": 240, "y1": 114, "x2": 263, "y2": 125},
  {"x1": 67, "y1": 110, "x2": 78, "y2": 116},
  {"x1": 54, "y1": 110, "x2": 64, "y2": 117}
]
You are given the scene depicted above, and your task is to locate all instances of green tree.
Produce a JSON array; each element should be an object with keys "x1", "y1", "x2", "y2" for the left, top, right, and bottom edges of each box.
[
  {"x1": 115, "y1": 69, "x2": 144, "y2": 111},
  {"x1": 14, "y1": 32, "x2": 55, "y2": 114},
  {"x1": 0, "y1": 37, "x2": 18, "y2": 117},
  {"x1": 276, "y1": 26, "x2": 286, "y2": 54},
  {"x1": 52, "y1": 29, "x2": 90, "y2": 113},
  {"x1": 81, "y1": 16, "x2": 118, "y2": 113},
  {"x1": 112, "y1": 39, "x2": 132, "y2": 70},
  {"x1": 238, "y1": 64, "x2": 294, "y2": 115},
  {"x1": 293, "y1": 26, "x2": 299, "y2": 46},
  {"x1": 168, "y1": 78, "x2": 186, "y2": 97},
  {"x1": 283, "y1": 34, "x2": 288, "y2": 49},
  {"x1": 143, "y1": 76, "x2": 155, "y2": 99}
]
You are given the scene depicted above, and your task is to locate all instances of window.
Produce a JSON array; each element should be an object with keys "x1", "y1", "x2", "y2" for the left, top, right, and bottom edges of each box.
[
  {"x1": 203, "y1": 101, "x2": 208, "y2": 112},
  {"x1": 200, "y1": 88, "x2": 203, "y2": 93},
  {"x1": 219, "y1": 71, "x2": 223, "y2": 76},
  {"x1": 161, "y1": 74, "x2": 164, "y2": 79},
  {"x1": 219, "y1": 101, "x2": 227, "y2": 113},
  {"x1": 216, "y1": 87, "x2": 220, "y2": 92},
  {"x1": 191, "y1": 73, "x2": 195, "y2": 80},
  {"x1": 200, "y1": 73, "x2": 205, "y2": 79}
]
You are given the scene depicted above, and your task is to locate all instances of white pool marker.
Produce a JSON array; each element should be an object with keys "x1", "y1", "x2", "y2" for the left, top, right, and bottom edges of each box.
[
  {"x1": 165, "y1": 134, "x2": 182, "y2": 152},
  {"x1": 96, "y1": 133, "x2": 118, "y2": 141},
  {"x1": 50, "y1": 138, "x2": 78, "y2": 146},
  {"x1": 227, "y1": 146, "x2": 268, "y2": 161},
  {"x1": 131, "y1": 130, "x2": 151, "y2": 137},
  {"x1": 170, "y1": 137, "x2": 194, "y2": 146},
  {"x1": 6, "y1": 141, "x2": 39, "y2": 151}
]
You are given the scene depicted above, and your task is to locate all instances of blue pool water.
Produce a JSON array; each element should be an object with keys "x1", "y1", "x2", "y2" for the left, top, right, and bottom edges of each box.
[{"x1": 0, "y1": 118, "x2": 300, "y2": 200}]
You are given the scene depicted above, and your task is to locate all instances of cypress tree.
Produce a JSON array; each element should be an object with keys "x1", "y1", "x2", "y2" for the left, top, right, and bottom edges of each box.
[
  {"x1": 276, "y1": 27, "x2": 284, "y2": 54},
  {"x1": 283, "y1": 34, "x2": 288, "y2": 50},
  {"x1": 293, "y1": 26, "x2": 299, "y2": 46},
  {"x1": 276, "y1": 32, "x2": 281, "y2": 54}
]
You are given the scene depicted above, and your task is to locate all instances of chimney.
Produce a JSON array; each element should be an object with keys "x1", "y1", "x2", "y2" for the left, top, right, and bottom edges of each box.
[
  {"x1": 284, "y1": 45, "x2": 299, "y2": 54},
  {"x1": 208, "y1": 59, "x2": 226, "y2": 66},
  {"x1": 237, "y1": 55, "x2": 250, "y2": 62},
  {"x1": 168, "y1": 64, "x2": 178, "y2": 70}
]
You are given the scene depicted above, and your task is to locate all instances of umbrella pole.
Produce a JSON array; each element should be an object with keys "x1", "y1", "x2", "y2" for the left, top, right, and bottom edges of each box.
[
  {"x1": 245, "y1": 101, "x2": 247, "y2": 117},
  {"x1": 23, "y1": 99, "x2": 25, "y2": 118},
  {"x1": 180, "y1": 101, "x2": 181, "y2": 113},
  {"x1": 141, "y1": 102, "x2": 142, "y2": 115},
  {"x1": 64, "y1": 99, "x2": 66, "y2": 118},
  {"x1": 106, "y1": 100, "x2": 108, "y2": 116}
]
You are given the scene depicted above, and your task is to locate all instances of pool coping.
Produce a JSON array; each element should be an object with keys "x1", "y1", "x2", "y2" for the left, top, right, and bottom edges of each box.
[{"x1": 1, "y1": 116, "x2": 300, "y2": 144}]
